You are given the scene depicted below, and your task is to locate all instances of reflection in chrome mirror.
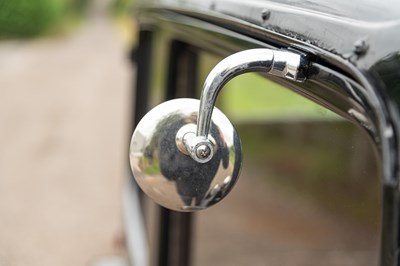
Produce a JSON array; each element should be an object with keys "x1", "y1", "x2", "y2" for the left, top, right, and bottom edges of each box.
[{"x1": 129, "y1": 98, "x2": 241, "y2": 211}]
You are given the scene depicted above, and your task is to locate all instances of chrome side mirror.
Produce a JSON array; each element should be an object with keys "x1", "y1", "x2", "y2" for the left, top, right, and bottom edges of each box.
[{"x1": 130, "y1": 49, "x2": 307, "y2": 211}]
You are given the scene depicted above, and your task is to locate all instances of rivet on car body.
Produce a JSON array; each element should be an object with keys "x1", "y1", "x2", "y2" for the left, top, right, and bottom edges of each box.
[
  {"x1": 353, "y1": 39, "x2": 369, "y2": 56},
  {"x1": 210, "y1": 2, "x2": 216, "y2": 10},
  {"x1": 261, "y1": 9, "x2": 271, "y2": 21}
]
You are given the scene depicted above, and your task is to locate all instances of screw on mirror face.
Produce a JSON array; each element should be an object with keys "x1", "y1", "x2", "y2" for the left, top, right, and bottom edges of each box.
[{"x1": 195, "y1": 144, "x2": 212, "y2": 160}]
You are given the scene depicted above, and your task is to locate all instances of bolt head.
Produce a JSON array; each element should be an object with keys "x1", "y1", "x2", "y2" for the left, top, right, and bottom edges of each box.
[{"x1": 195, "y1": 144, "x2": 212, "y2": 159}]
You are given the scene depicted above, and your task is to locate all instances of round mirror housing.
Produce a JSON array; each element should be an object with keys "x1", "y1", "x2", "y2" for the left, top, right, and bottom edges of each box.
[{"x1": 129, "y1": 98, "x2": 242, "y2": 211}]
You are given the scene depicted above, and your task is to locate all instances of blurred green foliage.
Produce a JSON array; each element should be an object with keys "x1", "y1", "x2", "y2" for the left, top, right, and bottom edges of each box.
[
  {"x1": 111, "y1": 0, "x2": 133, "y2": 16},
  {"x1": 0, "y1": 0, "x2": 89, "y2": 38},
  {"x1": 239, "y1": 122, "x2": 380, "y2": 226},
  {"x1": 222, "y1": 73, "x2": 339, "y2": 122}
]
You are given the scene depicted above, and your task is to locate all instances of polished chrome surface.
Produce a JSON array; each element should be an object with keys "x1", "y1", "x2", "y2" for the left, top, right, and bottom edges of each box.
[
  {"x1": 196, "y1": 49, "x2": 304, "y2": 138},
  {"x1": 130, "y1": 98, "x2": 241, "y2": 211},
  {"x1": 123, "y1": 181, "x2": 148, "y2": 266}
]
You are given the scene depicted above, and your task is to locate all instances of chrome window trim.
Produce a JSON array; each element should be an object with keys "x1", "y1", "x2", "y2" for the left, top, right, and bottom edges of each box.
[{"x1": 123, "y1": 178, "x2": 149, "y2": 266}]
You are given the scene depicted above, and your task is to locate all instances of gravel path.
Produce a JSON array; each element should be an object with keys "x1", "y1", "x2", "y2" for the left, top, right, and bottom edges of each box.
[{"x1": 0, "y1": 5, "x2": 132, "y2": 266}]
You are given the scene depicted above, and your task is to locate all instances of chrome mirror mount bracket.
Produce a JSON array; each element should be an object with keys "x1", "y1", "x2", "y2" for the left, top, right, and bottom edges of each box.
[
  {"x1": 196, "y1": 49, "x2": 307, "y2": 145},
  {"x1": 130, "y1": 49, "x2": 307, "y2": 211}
]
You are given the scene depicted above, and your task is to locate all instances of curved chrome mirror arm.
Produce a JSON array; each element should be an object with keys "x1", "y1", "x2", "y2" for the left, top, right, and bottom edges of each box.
[
  {"x1": 130, "y1": 48, "x2": 308, "y2": 211},
  {"x1": 188, "y1": 49, "x2": 307, "y2": 163}
]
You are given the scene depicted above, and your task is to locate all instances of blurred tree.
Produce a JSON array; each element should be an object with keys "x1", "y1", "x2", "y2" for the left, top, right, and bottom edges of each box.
[
  {"x1": 0, "y1": 0, "x2": 89, "y2": 38},
  {"x1": 111, "y1": 0, "x2": 133, "y2": 17}
]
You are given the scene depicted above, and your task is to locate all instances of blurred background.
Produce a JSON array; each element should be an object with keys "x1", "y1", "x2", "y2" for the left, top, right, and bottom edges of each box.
[
  {"x1": 0, "y1": 0, "x2": 382, "y2": 265},
  {"x1": 0, "y1": 0, "x2": 135, "y2": 265}
]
